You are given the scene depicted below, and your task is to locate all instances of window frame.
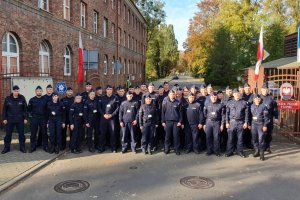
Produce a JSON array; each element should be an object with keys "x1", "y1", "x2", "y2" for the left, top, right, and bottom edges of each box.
[
  {"x1": 64, "y1": 47, "x2": 71, "y2": 76},
  {"x1": 39, "y1": 41, "x2": 50, "y2": 76},
  {"x1": 63, "y1": 0, "x2": 70, "y2": 21},
  {"x1": 80, "y1": 2, "x2": 86, "y2": 28}
]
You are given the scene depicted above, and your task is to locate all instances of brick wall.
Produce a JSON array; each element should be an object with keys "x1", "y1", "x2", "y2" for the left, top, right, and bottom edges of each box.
[{"x1": 0, "y1": 0, "x2": 146, "y2": 103}]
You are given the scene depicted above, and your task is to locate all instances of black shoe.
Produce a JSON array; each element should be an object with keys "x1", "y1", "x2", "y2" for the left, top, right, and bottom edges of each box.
[
  {"x1": 185, "y1": 149, "x2": 192, "y2": 154},
  {"x1": 238, "y1": 152, "x2": 246, "y2": 158},
  {"x1": 76, "y1": 148, "x2": 83, "y2": 153},
  {"x1": 260, "y1": 151, "x2": 265, "y2": 161},
  {"x1": 152, "y1": 147, "x2": 157, "y2": 152},
  {"x1": 20, "y1": 148, "x2": 27, "y2": 153},
  {"x1": 265, "y1": 148, "x2": 272, "y2": 154},
  {"x1": 98, "y1": 149, "x2": 104, "y2": 153},
  {"x1": 71, "y1": 149, "x2": 80, "y2": 154},
  {"x1": 253, "y1": 150, "x2": 259, "y2": 157},
  {"x1": 48, "y1": 147, "x2": 55, "y2": 154},
  {"x1": 121, "y1": 150, "x2": 126, "y2": 154},
  {"x1": 206, "y1": 152, "x2": 213, "y2": 156},
  {"x1": 89, "y1": 147, "x2": 95, "y2": 153},
  {"x1": 55, "y1": 146, "x2": 60, "y2": 154},
  {"x1": 225, "y1": 153, "x2": 233, "y2": 157},
  {"x1": 176, "y1": 151, "x2": 181, "y2": 155},
  {"x1": 215, "y1": 153, "x2": 221, "y2": 157},
  {"x1": 29, "y1": 148, "x2": 36, "y2": 153},
  {"x1": 60, "y1": 147, "x2": 66, "y2": 151},
  {"x1": 164, "y1": 150, "x2": 170, "y2": 155},
  {"x1": 1, "y1": 148, "x2": 10, "y2": 154},
  {"x1": 43, "y1": 147, "x2": 49, "y2": 153}
]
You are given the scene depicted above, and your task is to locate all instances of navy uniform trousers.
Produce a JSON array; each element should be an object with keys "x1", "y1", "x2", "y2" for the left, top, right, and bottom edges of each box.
[
  {"x1": 121, "y1": 122, "x2": 137, "y2": 151},
  {"x1": 184, "y1": 124, "x2": 200, "y2": 152},
  {"x1": 251, "y1": 122, "x2": 266, "y2": 151},
  {"x1": 164, "y1": 121, "x2": 180, "y2": 152},
  {"x1": 205, "y1": 120, "x2": 221, "y2": 154},
  {"x1": 227, "y1": 120, "x2": 244, "y2": 154}
]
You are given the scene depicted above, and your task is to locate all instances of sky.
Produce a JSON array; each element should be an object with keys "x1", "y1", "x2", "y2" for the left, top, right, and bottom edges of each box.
[{"x1": 163, "y1": 0, "x2": 199, "y2": 51}]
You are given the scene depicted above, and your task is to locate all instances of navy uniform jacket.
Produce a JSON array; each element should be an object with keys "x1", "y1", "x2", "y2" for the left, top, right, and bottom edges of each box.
[
  {"x1": 69, "y1": 102, "x2": 84, "y2": 125},
  {"x1": 222, "y1": 95, "x2": 233, "y2": 106},
  {"x1": 116, "y1": 94, "x2": 126, "y2": 106},
  {"x1": 83, "y1": 99, "x2": 98, "y2": 124},
  {"x1": 197, "y1": 95, "x2": 210, "y2": 109},
  {"x1": 43, "y1": 94, "x2": 53, "y2": 104},
  {"x1": 133, "y1": 93, "x2": 143, "y2": 108},
  {"x1": 250, "y1": 103, "x2": 270, "y2": 127},
  {"x1": 203, "y1": 101, "x2": 225, "y2": 124},
  {"x1": 47, "y1": 101, "x2": 65, "y2": 122},
  {"x1": 28, "y1": 96, "x2": 47, "y2": 118},
  {"x1": 81, "y1": 91, "x2": 89, "y2": 103},
  {"x1": 61, "y1": 96, "x2": 75, "y2": 124},
  {"x1": 97, "y1": 94, "x2": 119, "y2": 119},
  {"x1": 260, "y1": 94, "x2": 279, "y2": 121},
  {"x1": 242, "y1": 93, "x2": 254, "y2": 105},
  {"x1": 2, "y1": 94, "x2": 28, "y2": 123},
  {"x1": 141, "y1": 92, "x2": 159, "y2": 108},
  {"x1": 119, "y1": 100, "x2": 139, "y2": 123},
  {"x1": 161, "y1": 98, "x2": 183, "y2": 123},
  {"x1": 139, "y1": 104, "x2": 158, "y2": 126},
  {"x1": 183, "y1": 101, "x2": 204, "y2": 125},
  {"x1": 226, "y1": 99, "x2": 249, "y2": 124}
]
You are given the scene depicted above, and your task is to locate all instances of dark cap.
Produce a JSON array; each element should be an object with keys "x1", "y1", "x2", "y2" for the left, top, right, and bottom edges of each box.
[
  {"x1": 158, "y1": 85, "x2": 163, "y2": 89},
  {"x1": 128, "y1": 85, "x2": 134, "y2": 89},
  {"x1": 135, "y1": 85, "x2": 140, "y2": 89},
  {"x1": 178, "y1": 87, "x2": 183, "y2": 91},
  {"x1": 217, "y1": 90, "x2": 223, "y2": 94},
  {"x1": 188, "y1": 92, "x2": 195, "y2": 97},
  {"x1": 52, "y1": 91, "x2": 58, "y2": 96},
  {"x1": 171, "y1": 86, "x2": 178, "y2": 91},
  {"x1": 86, "y1": 82, "x2": 92, "y2": 86},
  {"x1": 148, "y1": 82, "x2": 154, "y2": 87},
  {"x1": 238, "y1": 85, "x2": 244, "y2": 89},
  {"x1": 210, "y1": 91, "x2": 218, "y2": 96},
  {"x1": 75, "y1": 93, "x2": 82, "y2": 97},
  {"x1": 200, "y1": 84, "x2": 206, "y2": 89},
  {"x1": 67, "y1": 87, "x2": 73, "y2": 91},
  {"x1": 36, "y1": 86, "x2": 42, "y2": 90},
  {"x1": 233, "y1": 88, "x2": 239, "y2": 93},
  {"x1": 169, "y1": 89, "x2": 176, "y2": 94},
  {"x1": 96, "y1": 86, "x2": 102, "y2": 90},
  {"x1": 106, "y1": 85, "x2": 113, "y2": 89},
  {"x1": 225, "y1": 86, "x2": 231, "y2": 90},
  {"x1": 46, "y1": 84, "x2": 52, "y2": 89},
  {"x1": 144, "y1": 93, "x2": 151, "y2": 98},
  {"x1": 163, "y1": 81, "x2": 169, "y2": 85},
  {"x1": 244, "y1": 83, "x2": 250, "y2": 88},
  {"x1": 12, "y1": 85, "x2": 20, "y2": 90},
  {"x1": 126, "y1": 91, "x2": 133, "y2": 96},
  {"x1": 118, "y1": 86, "x2": 125, "y2": 90},
  {"x1": 141, "y1": 82, "x2": 147, "y2": 86},
  {"x1": 253, "y1": 94, "x2": 261, "y2": 99},
  {"x1": 262, "y1": 82, "x2": 268, "y2": 89}
]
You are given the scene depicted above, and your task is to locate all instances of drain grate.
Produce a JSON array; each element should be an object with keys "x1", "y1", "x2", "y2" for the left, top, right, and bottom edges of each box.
[
  {"x1": 54, "y1": 180, "x2": 90, "y2": 194},
  {"x1": 180, "y1": 176, "x2": 215, "y2": 189}
]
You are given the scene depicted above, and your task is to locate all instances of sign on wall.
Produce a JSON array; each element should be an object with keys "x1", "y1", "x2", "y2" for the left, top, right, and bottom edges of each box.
[
  {"x1": 277, "y1": 101, "x2": 300, "y2": 110},
  {"x1": 280, "y1": 83, "x2": 294, "y2": 100}
]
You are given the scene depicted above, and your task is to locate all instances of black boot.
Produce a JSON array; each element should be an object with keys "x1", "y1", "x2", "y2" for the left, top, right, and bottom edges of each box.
[
  {"x1": 48, "y1": 146, "x2": 55, "y2": 154},
  {"x1": 55, "y1": 146, "x2": 60, "y2": 154},
  {"x1": 260, "y1": 151, "x2": 265, "y2": 161},
  {"x1": 253, "y1": 149, "x2": 259, "y2": 157}
]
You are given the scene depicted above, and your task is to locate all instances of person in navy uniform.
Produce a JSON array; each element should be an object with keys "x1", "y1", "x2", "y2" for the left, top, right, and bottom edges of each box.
[
  {"x1": 225, "y1": 88, "x2": 249, "y2": 158},
  {"x1": 115, "y1": 86, "x2": 126, "y2": 148},
  {"x1": 140, "y1": 83, "x2": 148, "y2": 94},
  {"x1": 69, "y1": 93, "x2": 84, "y2": 154},
  {"x1": 139, "y1": 94, "x2": 158, "y2": 155},
  {"x1": 28, "y1": 86, "x2": 48, "y2": 153},
  {"x1": 81, "y1": 82, "x2": 93, "y2": 103},
  {"x1": 1, "y1": 85, "x2": 28, "y2": 154},
  {"x1": 98, "y1": 85, "x2": 119, "y2": 153},
  {"x1": 197, "y1": 84, "x2": 209, "y2": 151},
  {"x1": 249, "y1": 94, "x2": 270, "y2": 161},
  {"x1": 161, "y1": 90, "x2": 183, "y2": 155},
  {"x1": 47, "y1": 92, "x2": 65, "y2": 154},
  {"x1": 94, "y1": 86, "x2": 103, "y2": 150},
  {"x1": 156, "y1": 85, "x2": 166, "y2": 149},
  {"x1": 203, "y1": 92, "x2": 225, "y2": 156},
  {"x1": 61, "y1": 87, "x2": 74, "y2": 150},
  {"x1": 260, "y1": 82, "x2": 279, "y2": 153},
  {"x1": 242, "y1": 83, "x2": 254, "y2": 149},
  {"x1": 83, "y1": 90, "x2": 98, "y2": 153},
  {"x1": 119, "y1": 91, "x2": 139, "y2": 153},
  {"x1": 163, "y1": 81, "x2": 170, "y2": 96},
  {"x1": 183, "y1": 92, "x2": 204, "y2": 154}
]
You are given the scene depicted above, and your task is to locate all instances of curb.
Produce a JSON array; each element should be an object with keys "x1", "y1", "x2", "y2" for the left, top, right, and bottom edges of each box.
[{"x1": 0, "y1": 151, "x2": 66, "y2": 195}]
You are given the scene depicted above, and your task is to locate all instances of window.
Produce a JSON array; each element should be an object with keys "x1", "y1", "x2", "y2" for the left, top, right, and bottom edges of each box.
[
  {"x1": 38, "y1": 0, "x2": 49, "y2": 11},
  {"x1": 132, "y1": 14, "x2": 134, "y2": 28},
  {"x1": 80, "y1": 2, "x2": 86, "y2": 28},
  {"x1": 112, "y1": 56, "x2": 115, "y2": 74},
  {"x1": 1, "y1": 32, "x2": 19, "y2": 76},
  {"x1": 118, "y1": 28, "x2": 121, "y2": 44},
  {"x1": 118, "y1": 57, "x2": 121, "y2": 74},
  {"x1": 118, "y1": 0, "x2": 121, "y2": 15},
  {"x1": 123, "y1": 4, "x2": 126, "y2": 20},
  {"x1": 39, "y1": 41, "x2": 50, "y2": 76},
  {"x1": 111, "y1": 23, "x2": 115, "y2": 41},
  {"x1": 124, "y1": 59, "x2": 126, "y2": 74},
  {"x1": 63, "y1": 0, "x2": 70, "y2": 20},
  {"x1": 104, "y1": 54, "x2": 108, "y2": 75},
  {"x1": 128, "y1": 9, "x2": 130, "y2": 24},
  {"x1": 103, "y1": 17, "x2": 108, "y2": 37},
  {"x1": 111, "y1": 0, "x2": 115, "y2": 9},
  {"x1": 64, "y1": 47, "x2": 71, "y2": 76},
  {"x1": 128, "y1": 60, "x2": 130, "y2": 74},
  {"x1": 128, "y1": 34, "x2": 130, "y2": 48},
  {"x1": 132, "y1": 36, "x2": 134, "y2": 49},
  {"x1": 93, "y1": 11, "x2": 99, "y2": 34},
  {"x1": 123, "y1": 31, "x2": 126, "y2": 46}
]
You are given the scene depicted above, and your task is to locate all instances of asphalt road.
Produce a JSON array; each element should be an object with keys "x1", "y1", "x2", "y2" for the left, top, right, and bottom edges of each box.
[
  {"x1": 1, "y1": 142, "x2": 300, "y2": 200},
  {"x1": 153, "y1": 75, "x2": 203, "y2": 88}
]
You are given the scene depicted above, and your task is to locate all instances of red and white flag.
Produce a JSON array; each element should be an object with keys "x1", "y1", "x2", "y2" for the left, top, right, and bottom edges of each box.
[
  {"x1": 77, "y1": 31, "x2": 84, "y2": 84},
  {"x1": 254, "y1": 26, "x2": 264, "y2": 81}
]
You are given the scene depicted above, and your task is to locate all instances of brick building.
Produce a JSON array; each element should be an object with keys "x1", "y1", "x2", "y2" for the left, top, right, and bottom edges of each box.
[{"x1": 0, "y1": 0, "x2": 147, "y2": 104}]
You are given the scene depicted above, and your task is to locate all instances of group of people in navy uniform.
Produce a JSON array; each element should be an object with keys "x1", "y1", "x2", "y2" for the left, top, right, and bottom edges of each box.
[{"x1": 1, "y1": 81, "x2": 278, "y2": 161}]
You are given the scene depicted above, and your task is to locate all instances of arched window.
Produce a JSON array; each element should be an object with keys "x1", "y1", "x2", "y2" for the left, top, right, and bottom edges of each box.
[
  {"x1": 39, "y1": 41, "x2": 50, "y2": 76},
  {"x1": 118, "y1": 57, "x2": 121, "y2": 74},
  {"x1": 64, "y1": 47, "x2": 71, "y2": 76},
  {"x1": 124, "y1": 59, "x2": 127, "y2": 74},
  {"x1": 1, "y1": 32, "x2": 19, "y2": 76},
  {"x1": 112, "y1": 56, "x2": 115, "y2": 74},
  {"x1": 128, "y1": 60, "x2": 130, "y2": 74},
  {"x1": 104, "y1": 54, "x2": 108, "y2": 75}
]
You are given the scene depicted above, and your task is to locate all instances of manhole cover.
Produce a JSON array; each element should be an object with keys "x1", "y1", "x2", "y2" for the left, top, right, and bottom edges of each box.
[
  {"x1": 180, "y1": 176, "x2": 215, "y2": 189},
  {"x1": 129, "y1": 166, "x2": 138, "y2": 170},
  {"x1": 54, "y1": 180, "x2": 90, "y2": 194}
]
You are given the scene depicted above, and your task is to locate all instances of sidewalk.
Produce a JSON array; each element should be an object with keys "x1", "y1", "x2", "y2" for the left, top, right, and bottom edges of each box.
[{"x1": 0, "y1": 131, "x2": 63, "y2": 193}]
